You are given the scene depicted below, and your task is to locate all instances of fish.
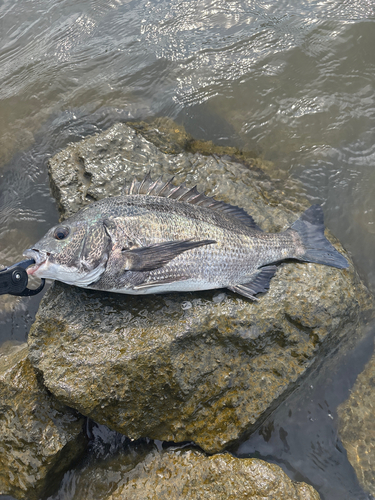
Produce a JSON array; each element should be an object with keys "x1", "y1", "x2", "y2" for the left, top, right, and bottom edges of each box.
[{"x1": 23, "y1": 174, "x2": 348, "y2": 300}]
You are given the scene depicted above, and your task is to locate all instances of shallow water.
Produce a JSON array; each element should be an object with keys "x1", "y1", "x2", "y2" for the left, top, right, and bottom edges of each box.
[{"x1": 1, "y1": 0, "x2": 375, "y2": 498}]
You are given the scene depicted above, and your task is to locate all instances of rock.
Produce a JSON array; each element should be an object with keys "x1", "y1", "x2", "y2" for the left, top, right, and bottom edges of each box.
[
  {"x1": 48, "y1": 120, "x2": 309, "y2": 221},
  {"x1": 27, "y1": 121, "x2": 372, "y2": 453},
  {"x1": 130, "y1": 117, "x2": 309, "y2": 212},
  {"x1": 108, "y1": 449, "x2": 321, "y2": 500},
  {"x1": 338, "y1": 340, "x2": 375, "y2": 496},
  {"x1": 49, "y1": 432, "x2": 320, "y2": 500},
  {"x1": 0, "y1": 341, "x2": 87, "y2": 500}
]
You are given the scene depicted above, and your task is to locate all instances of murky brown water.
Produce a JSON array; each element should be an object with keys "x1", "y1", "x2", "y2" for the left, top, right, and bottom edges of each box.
[{"x1": 1, "y1": 0, "x2": 375, "y2": 498}]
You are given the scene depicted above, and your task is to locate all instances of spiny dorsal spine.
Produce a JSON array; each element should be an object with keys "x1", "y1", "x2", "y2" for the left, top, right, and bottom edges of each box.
[{"x1": 122, "y1": 173, "x2": 262, "y2": 231}]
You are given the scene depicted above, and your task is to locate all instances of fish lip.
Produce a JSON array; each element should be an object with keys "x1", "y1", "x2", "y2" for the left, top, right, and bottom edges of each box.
[{"x1": 23, "y1": 249, "x2": 49, "y2": 275}]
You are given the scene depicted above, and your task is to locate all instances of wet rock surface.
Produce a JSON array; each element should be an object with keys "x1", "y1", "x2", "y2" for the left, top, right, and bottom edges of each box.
[
  {"x1": 49, "y1": 428, "x2": 320, "y2": 500},
  {"x1": 107, "y1": 448, "x2": 321, "y2": 500},
  {"x1": 0, "y1": 342, "x2": 87, "y2": 500},
  {"x1": 108, "y1": 448, "x2": 321, "y2": 500},
  {"x1": 48, "y1": 119, "x2": 309, "y2": 222},
  {"x1": 27, "y1": 121, "x2": 372, "y2": 453},
  {"x1": 338, "y1": 339, "x2": 375, "y2": 497}
]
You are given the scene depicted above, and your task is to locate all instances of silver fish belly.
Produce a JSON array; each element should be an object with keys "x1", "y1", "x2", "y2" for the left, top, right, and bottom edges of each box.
[{"x1": 24, "y1": 175, "x2": 348, "y2": 300}]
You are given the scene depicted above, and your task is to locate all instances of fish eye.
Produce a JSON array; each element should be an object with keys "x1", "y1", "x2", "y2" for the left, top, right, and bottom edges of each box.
[{"x1": 54, "y1": 226, "x2": 70, "y2": 240}]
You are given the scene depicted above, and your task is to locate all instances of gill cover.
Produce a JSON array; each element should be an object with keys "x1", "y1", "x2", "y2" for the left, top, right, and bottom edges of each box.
[
  {"x1": 24, "y1": 219, "x2": 113, "y2": 286},
  {"x1": 60, "y1": 221, "x2": 113, "y2": 286}
]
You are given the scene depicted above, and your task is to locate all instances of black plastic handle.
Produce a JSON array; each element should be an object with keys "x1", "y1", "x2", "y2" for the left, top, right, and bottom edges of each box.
[{"x1": 0, "y1": 259, "x2": 45, "y2": 297}]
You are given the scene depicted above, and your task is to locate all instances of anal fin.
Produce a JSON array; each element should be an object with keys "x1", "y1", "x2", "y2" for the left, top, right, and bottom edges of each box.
[{"x1": 227, "y1": 265, "x2": 277, "y2": 300}]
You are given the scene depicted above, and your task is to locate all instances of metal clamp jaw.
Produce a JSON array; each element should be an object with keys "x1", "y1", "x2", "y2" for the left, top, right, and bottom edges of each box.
[{"x1": 0, "y1": 259, "x2": 45, "y2": 296}]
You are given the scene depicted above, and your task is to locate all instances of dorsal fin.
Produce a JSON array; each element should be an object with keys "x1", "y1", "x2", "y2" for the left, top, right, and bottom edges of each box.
[{"x1": 122, "y1": 175, "x2": 262, "y2": 230}]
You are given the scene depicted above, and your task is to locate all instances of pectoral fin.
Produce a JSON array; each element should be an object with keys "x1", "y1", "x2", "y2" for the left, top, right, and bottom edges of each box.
[
  {"x1": 122, "y1": 239, "x2": 216, "y2": 272},
  {"x1": 228, "y1": 265, "x2": 277, "y2": 300}
]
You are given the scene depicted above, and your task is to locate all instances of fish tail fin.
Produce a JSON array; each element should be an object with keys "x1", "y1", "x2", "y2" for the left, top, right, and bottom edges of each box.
[{"x1": 291, "y1": 205, "x2": 349, "y2": 269}]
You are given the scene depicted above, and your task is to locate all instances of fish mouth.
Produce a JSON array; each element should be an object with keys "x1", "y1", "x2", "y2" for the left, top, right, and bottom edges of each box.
[{"x1": 23, "y1": 249, "x2": 50, "y2": 276}]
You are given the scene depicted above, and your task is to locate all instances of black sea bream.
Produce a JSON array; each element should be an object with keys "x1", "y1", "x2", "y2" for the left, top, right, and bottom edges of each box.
[{"x1": 24, "y1": 175, "x2": 348, "y2": 300}]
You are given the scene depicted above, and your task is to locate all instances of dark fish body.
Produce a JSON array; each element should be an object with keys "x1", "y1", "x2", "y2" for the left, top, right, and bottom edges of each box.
[{"x1": 24, "y1": 175, "x2": 348, "y2": 300}]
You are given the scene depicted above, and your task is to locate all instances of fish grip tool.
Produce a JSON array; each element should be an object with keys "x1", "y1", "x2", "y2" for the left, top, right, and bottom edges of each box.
[{"x1": 0, "y1": 259, "x2": 45, "y2": 296}]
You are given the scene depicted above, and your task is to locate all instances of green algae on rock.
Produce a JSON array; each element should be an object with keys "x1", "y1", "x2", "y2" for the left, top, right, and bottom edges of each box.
[
  {"x1": 338, "y1": 340, "x2": 375, "y2": 497},
  {"x1": 0, "y1": 342, "x2": 87, "y2": 500},
  {"x1": 27, "y1": 121, "x2": 372, "y2": 454}
]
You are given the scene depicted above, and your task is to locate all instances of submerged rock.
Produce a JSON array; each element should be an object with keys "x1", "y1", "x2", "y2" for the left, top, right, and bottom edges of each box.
[
  {"x1": 0, "y1": 342, "x2": 87, "y2": 500},
  {"x1": 28, "y1": 121, "x2": 372, "y2": 453},
  {"x1": 338, "y1": 340, "x2": 375, "y2": 497}
]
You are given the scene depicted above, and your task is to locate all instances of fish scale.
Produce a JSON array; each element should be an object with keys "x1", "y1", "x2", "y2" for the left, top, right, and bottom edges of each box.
[
  {"x1": 90, "y1": 203, "x2": 276, "y2": 289},
  {"x1": 23, "y1": 175, "x2": 348, "y2": 300}
]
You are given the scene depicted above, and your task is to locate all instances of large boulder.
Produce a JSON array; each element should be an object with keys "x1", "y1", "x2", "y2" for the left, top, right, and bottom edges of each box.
[
  {"x1": 338, "y1": 340, "x2": 375, "y2": 496},
  {"x1": 27, "y1": 121, "x2": 372, "y2": 453},
  {"x1": 0, "y1": 342, "x2": 87, "y2": 500}
]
